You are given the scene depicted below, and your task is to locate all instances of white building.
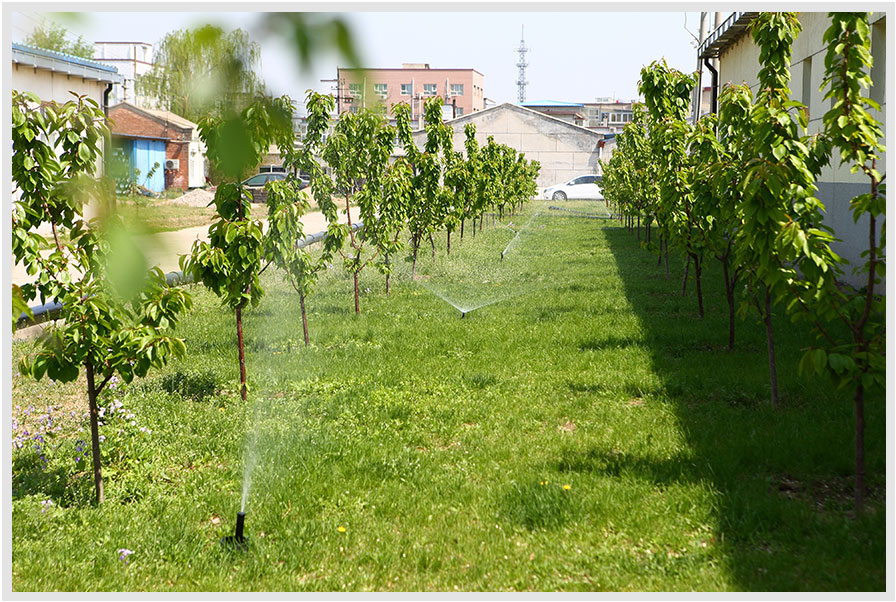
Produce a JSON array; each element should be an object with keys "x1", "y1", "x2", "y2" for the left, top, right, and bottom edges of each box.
[
  {"x1": 698, "y1": 11, "x2": 887, "y2": 287},
  {"x1": 93, "y1": 41, "x2": 154, "y2": 106},
  {"x1": 12, "y1": 41, "x2": 123, "y2": 176}
]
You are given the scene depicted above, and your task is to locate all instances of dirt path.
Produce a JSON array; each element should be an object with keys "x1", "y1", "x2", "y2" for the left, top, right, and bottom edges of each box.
[{"x1": 10, "y1": 206, "x2": 361, "y2": 287}]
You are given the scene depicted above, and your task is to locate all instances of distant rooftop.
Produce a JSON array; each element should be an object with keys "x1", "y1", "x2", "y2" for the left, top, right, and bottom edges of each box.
[
  {"x1": 111, "y1": 102, "x2": 198, "y2": 130},
  {"x1": 520, "y1": 100, "x2": 585, "y2": 107}
]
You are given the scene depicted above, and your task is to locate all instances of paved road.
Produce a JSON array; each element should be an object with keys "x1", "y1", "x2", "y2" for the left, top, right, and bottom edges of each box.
[{"x1": 10, "y1": 206, "x2": 361, "y2": 287}]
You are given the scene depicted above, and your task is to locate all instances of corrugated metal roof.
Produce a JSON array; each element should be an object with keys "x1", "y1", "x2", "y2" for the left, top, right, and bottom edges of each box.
[
  {"x1": 698, "y1": 12, "x2": 760, "y2": 59},
  {"x1": 12, "y1": 41, "x2": 123, "y2": 84}
]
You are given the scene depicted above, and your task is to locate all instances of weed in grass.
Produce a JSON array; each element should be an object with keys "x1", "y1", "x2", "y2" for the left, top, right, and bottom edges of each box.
[{"x1": 500, "y1": 480, "x2": 579, "y2": 530}]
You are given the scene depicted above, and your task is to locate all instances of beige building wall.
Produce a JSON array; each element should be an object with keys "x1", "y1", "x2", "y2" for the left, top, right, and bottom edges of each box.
[
  {"x1": 410, "y1": 104, "x2": 604, "y2": 188},
  {"x1": 716, "y1": 12, "x2": 887, "y2": 287},
  {"x1": 12, "y1": 61, "x2": 111, "y2": 106},
  {"x1": 12, "y1": 58, "x2": 119, "y2": 178}
]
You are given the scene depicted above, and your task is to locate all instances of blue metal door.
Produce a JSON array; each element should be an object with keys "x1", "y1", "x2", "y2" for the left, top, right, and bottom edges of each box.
[{"x1": 131, "y1": 139, "x2": 166, "y2": 193}]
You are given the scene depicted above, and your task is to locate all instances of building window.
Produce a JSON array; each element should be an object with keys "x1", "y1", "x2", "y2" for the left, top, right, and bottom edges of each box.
[
  {"x1": 450, "y1": 83, "x2": 464, "y2": 96},
  {"x1": 400, "y1": 83, "x2": 412, "y2": 95},
  {"x1": 456, "y1": 107, "x2": 464, "y2": 116},
  {"x1": 870, "y1": 18, "x2": 886, "y2": 108},
  {"x1": 800, "y1": 56, "x2": 812, "y2": 111},
  {"x1": 374, "y1": 83, "x2": 387, "y2": 97},
  {"x1": 348, "y1": 83, "x2": 362, "y2": 97},
  {"x1": 609, "y1": 112, "x2": 632, "y2": 124},
  {"x1": 423, "y1": 83, "x2": 437, "y2": 96}
]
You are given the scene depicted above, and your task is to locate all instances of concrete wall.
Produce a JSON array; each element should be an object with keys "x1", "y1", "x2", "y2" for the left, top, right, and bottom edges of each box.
[
  {"x1": 718, "y1": 12, "x2": 887, "y2": 287},
  {"x1": 412, "y1": 104, "x2": 603, "y2": 188}
]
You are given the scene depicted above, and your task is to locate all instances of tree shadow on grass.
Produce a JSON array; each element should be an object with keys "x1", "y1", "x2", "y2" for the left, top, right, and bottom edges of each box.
[
  {"x1": 12, "y1": 451, "x2": 94, "y2": 508},
  {"x1": 601, "y1": 227, "x2": 886, "y2": 591}
]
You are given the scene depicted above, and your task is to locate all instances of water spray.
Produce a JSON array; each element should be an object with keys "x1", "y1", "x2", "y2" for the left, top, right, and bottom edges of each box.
[{"x1": 221, "y1": 511, "x2": 248, "y2": 551}]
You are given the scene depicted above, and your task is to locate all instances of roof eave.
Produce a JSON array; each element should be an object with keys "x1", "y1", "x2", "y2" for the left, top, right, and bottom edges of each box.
[{"x1": 697, "y1": 12, "x2": 760, "y2": 60}]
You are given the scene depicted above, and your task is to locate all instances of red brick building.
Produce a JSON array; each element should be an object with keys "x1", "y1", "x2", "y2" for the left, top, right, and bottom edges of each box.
[
  {"x1": 107, "y1": 102, "x2": 207, "y2": 192},
  {"x1": 335, "y1": 64, "x2": 485, "y2": 125}
]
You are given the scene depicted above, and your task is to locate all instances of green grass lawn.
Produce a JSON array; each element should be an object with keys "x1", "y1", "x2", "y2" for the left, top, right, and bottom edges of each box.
[
  {"x1": 116, "y1": 198, "x2": 216, "y2": 235},
  {"x1": 10, "y1": 201, "x2": 886, "y2": 591}
]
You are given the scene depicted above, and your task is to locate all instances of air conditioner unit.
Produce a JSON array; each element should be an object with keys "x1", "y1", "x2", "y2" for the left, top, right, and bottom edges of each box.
[{"x1": 164, "y1": 159, "x2": 179, "y2": 170}]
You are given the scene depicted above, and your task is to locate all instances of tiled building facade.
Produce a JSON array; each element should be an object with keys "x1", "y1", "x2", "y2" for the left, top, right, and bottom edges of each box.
[{"x1": 335, "y1": 64, "x2": 485, "y2": 124}]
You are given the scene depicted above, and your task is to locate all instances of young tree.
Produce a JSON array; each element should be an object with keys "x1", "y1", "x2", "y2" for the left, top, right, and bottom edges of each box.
[
  {"x1": 689, "y1": 109, "x2": 746, "y2": 349},
  {"x1": 323, "y1": 105, "x2": 410, "y2": 313},
  {"x1": 458, "y1": 123, "x2": 485, "y2": 240},
  {"x1": 395, "y1": 98, "x2": 444, "y2": 275},
  {"x1": 639, "y1": 60, "x2": 708, "y2": 317},
  {"x1": 735, "y1": 12, "x2": 833, "y2": 408},
  {"x1": 25, "y1": 20, "x2": 94, "y2": 59},
  {"x1": 13, "y1": 91, "x2": 192, "y2": 504},
  {"x1": 262, "y1": 92, "x2": 338, "y2": 344},
  {"x1": 792, "y1": 12, "x2": 886, "y2": 514},
  {"x1": 182, "y1": 96, "x2": 294, "y2": 400},
  {"x1": 137, "y1": 25, "x2": 264, "y2": 125}
]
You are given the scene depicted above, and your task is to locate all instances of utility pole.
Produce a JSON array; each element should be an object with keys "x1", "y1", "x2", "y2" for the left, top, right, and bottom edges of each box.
[
  {"x1": 693, "y1": 12, "x2": 709, "y2": 122},
  {"x1": 516, "y1": 26, "x2": 529, "y2": 104}
]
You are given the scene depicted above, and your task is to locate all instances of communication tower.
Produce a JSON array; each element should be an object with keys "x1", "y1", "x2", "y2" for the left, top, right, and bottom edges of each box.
[{"x1": 516, "y1": 26, "x2": 529, "y2": 103}]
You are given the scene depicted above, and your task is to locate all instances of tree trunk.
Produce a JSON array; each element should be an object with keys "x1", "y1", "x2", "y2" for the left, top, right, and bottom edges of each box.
[
  {"x1": 854, "y1": 382, "x2": 866, "y2": 514},
  {"x1": 429, "y1": 233, "x2": 436, "y2": 259},
  {"x1": 353, "y1": 270, "x2": 360, "y2": 315},
  {"x1": 637, "y1": 215, "x2": 641, "y2": 241},
  {"x1": 763, "y1": 288, "x2": 779, "y2": 409},
  {"x1": 692, "y1": 254, "x2": 704, "y2": 319},
  {"x1": 447, "y1": 229, "x2": 451, "y2": 255},
  {"x1": 722, "y1": 258, "x2": 736, "y2": 350},
  {"x1": 664, "y1": 239, "x2": 670, "y2": 279},
  {"x1": 412, "y1": 235, "x2": 419, "y2": 278},
  {"x1": 461, "y1": 218, "x2": 465, "y2": 239},
  {"x1": 85, "y1": 361, "x2": 104, "y2": 505},
  {"x1": 236, "y1": 302, "x2": 247, "y2": 401},
  {"x1": 299, "y1": 289, "x2": 309, "y2": 346},
  {"x1": 682, "y1": 255, "x2": 690, "y2": 295},
  {"x1": 385, "y1": 252, "x2": 391, "y2": 294}
]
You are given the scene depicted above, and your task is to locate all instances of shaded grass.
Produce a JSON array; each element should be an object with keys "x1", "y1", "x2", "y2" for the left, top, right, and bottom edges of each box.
[{"x1": 10, "y1": 202, "x2": 885, "y2": 591}]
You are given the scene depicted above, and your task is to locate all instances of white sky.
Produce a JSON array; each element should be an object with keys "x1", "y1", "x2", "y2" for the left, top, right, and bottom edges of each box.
[{"x1": 10, "y1": 7, "x2": 711, "y2": 112}]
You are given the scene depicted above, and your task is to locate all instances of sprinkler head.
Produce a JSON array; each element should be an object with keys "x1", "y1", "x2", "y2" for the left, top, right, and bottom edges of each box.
[
  {"x1": 500, "y1": 252, "x2": 504, "y2": 261},
  {"x1": 221, "y1": 511, "x2": 248, "y2": 551},
  {"x1": 460, "y1": 311, "x2": 466, "y2": 319}
]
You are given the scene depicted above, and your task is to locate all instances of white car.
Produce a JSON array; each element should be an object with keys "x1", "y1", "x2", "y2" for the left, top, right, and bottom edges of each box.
[{"x1": 543, "y1": 175, "x2": 604, "y2": 200}]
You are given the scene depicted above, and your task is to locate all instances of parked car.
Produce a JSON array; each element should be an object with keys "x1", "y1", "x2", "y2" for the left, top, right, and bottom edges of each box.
[
  {"x1": 242, "y1": 172, "x2": 309, "y2": 203},
  {"x1": 242, "y1": 172, "x2": 288, "y2": 189},
  {"x1": 543, "y1": 175, "x2": 603, "y2": 200}
]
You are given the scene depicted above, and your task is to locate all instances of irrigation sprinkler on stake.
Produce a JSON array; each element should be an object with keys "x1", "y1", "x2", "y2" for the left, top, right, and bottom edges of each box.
[{"x1": 221, "y1": 512, "x2": 248, "y2": 551}]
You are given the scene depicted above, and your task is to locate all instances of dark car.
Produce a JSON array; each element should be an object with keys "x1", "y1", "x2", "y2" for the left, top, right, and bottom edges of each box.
[
  {"x1": 242, "y1": 172, "x2": 310, "y2": 203},
  {"x1": 242, "y1": 172, "x2": 288, "y2": 189}
]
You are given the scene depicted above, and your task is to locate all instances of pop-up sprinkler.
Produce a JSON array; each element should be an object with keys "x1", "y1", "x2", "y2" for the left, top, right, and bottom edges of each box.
[{"x1": 221, "y1": 512, "x2": 248, "y2": 551}]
